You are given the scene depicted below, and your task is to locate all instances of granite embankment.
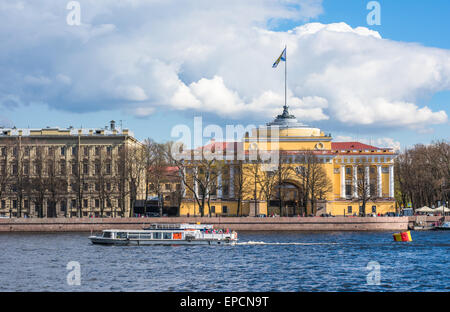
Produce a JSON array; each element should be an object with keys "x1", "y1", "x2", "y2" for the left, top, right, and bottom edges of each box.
[{"x1": 0, "y1": 216, "x2": 431, "y2": 232}]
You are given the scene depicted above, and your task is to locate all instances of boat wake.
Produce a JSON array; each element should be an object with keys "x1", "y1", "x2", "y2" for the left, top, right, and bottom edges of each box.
[{"x1": 237, "y1": 241, "x2": 339, "y2": 246}]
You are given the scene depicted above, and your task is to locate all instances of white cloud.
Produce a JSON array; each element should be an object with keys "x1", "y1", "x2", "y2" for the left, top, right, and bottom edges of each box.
[{"x1": 0, "y1": 0, "x2": 449, "y2": 133}]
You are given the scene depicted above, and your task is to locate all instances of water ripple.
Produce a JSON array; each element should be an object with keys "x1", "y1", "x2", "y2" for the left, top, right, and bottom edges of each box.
[{"x1": 0, "y1": 231, "x2": 448, "y2": 291}]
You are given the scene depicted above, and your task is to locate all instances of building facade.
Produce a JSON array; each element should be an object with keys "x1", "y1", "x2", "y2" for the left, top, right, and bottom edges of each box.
[
  {"x1": 0, "y1": 121, "x2": 145, "y2": 218},
  {"x1": 178, "y1": 107, "x2": 397, "y2": 217}
]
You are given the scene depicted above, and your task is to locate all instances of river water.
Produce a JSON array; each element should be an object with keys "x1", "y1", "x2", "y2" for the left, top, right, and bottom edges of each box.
[{"x1": 0, "y1": 231, "x2": 448, "y2": 292}]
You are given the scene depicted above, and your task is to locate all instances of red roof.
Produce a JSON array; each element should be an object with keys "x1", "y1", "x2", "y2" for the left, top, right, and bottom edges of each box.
[
  {"x1": 331, "y1": 142, "x2": 386, "y2": 150},
  {"x1": 197, "y1": 141, "x2": 242, "y2": 153}
]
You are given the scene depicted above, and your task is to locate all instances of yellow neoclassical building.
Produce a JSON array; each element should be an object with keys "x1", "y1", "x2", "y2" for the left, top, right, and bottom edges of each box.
[{"x1": 178, "y1": 106, "x2": 397, "y2": 217}]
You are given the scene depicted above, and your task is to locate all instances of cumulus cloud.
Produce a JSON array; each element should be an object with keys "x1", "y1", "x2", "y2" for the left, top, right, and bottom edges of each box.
[{"x1": 0, "y1": 0, "x2": 449, "y2": 133}]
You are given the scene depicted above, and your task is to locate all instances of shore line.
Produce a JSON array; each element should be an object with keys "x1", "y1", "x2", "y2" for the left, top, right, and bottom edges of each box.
[{"x1": 1, "y1": 216, "x2": 440, "y2": 232}]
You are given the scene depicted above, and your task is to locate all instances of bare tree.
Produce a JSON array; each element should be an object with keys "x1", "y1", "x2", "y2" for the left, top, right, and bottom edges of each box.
[
  {"x1": 145, "y1": 140, "x2": 169, "y2": 216},
  {"x1": 70, "y1": 154, "x2": 89, "y2": 217},
  {"x1": 30, "y1": 146, "x2": 47, "y2": 218},
  {"x1": 169, "y1": 145, "x2": 221, "y2": 217},
  {"x1": 353, "y1": 161, "x2": 379, "y2": 216},
  {"x1": 44, "y1": 147, "x2": 68, "y2": 217},
  {"x1": 293, "y1": 151, "x2": 332, "y2": 216},
  {"x1": 124, "y1": 143, "x2": 147, "y2": 217},
  {"x1": 0, "y1": 141, "x2": 12, "y2": 216},
  {"x1": 395, "y1": 141, "x2": 450, "y2": 211},
  {"x1": 94, "y1": 148, "x2": 114, "y2": 217}
]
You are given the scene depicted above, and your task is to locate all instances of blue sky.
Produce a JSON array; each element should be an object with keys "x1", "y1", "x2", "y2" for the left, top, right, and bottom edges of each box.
[{"x1": 1, "y1": 0, "x2": 449, "y2": 150}]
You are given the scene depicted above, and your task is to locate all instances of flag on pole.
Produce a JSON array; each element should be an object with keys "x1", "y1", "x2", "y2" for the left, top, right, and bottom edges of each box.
[{"x1": 272, "y1": 47, "x2": 286, "y2": 68}]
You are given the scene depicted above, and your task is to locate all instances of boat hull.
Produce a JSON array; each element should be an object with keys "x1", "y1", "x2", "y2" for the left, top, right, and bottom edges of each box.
[
  {"x1": 89, "y1": 236, "x2": 237, "y2": 246},
  {"x1": 432, "y1": 227, "x2": 450, "y2": 231}
]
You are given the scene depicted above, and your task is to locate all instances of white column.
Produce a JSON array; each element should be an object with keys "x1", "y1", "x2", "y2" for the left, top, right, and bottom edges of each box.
[
  {"x1": 229, "y1": 166, "x2": 234, "y2": 198},
  {"x1": 377, "y1": 165, "x2": 382, "y2": 198},
  {"x1": 340, "y1": 165, "x2": 346, "y2": 199},
  {"x1": 353, "y1": 165, "x2": 358, "y2": 198},
  {"x1": 365, "y1": 166, "x2": 370, "y2": 197},
  {"x1": 389, "y1": 165, "x2": 394, "y2": 198},
  {"x1": 217, "y1": 170, "x2": 222, "y2": 198}
]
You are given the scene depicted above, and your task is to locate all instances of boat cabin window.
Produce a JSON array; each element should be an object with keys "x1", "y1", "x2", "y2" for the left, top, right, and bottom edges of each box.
[
  {"x1": 153, "y1": 232, "x2": 162, "y2": 239},
  {"x1": 103, "y1": 232, "x2": 112, "y2": 238},
  {"x1": 163, "y1": 232, "x2": 172, "y2": 240},
  {"x1": 116, "y1": 232, "x2": 127, "y2": 239}
]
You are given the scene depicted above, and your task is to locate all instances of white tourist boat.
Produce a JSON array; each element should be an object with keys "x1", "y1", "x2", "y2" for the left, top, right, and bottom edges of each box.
[{"x1": 89, "y1": 223, "x2": 238, "y2": 246}]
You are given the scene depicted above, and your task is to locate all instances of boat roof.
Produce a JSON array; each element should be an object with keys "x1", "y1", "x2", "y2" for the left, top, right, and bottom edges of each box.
[
  {"x1": 144, "y1": 223, "x2": 213, "y2": 230},
  {"x1": 102, "y1": 224, "x2": 214, "y2": 232}
]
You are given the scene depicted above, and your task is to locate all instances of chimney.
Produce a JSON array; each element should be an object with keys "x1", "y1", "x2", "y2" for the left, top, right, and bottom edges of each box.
[{"x1": 110, "y1": 120, "x2": 116, "y2": 131}]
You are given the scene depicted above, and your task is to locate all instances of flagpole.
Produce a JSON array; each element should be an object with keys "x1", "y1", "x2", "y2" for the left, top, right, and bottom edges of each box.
[{"x1": 284, "y1": 45, "x2": 287, "y2": 111}]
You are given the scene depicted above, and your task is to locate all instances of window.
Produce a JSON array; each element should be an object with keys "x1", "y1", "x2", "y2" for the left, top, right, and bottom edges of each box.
[
  {"x1": 106, "y1": 146, "x2": 112, "y2": 155},
  {"x1": 12, "y1": 164, "x2": 17, "y2": 175},
  {"x1": 347, "y1": 206, "x2": 352, "y2": 214},
  {"x1": 382, "y1": 167, "x2": 389, "y2": 173},
  {"x1": 346, "y1": 167, "x2": 351, "y2": 175},
  {"x1": 24, "y1": 200, "x2": 29, "y2": 209},
  {"x1": 223, "y1": 206, "x2": 228, "y2": 214},
  {"x1": 116, "y1": 232, "x2": 127, "y2": 239},
  {"x1": 24, "y1": 163, "x2": 29, "y2": 175},
  {"x1": 106, "y1": 163, "x2": 111, "y2": 175},
  {"x1": 372, "y1": 206, "x2": 376, "y2": 213},
  {"x1": 83, "y1": 183, "x2": 89, "y2": 191},
  {"x1": 83, "y1": 199, "x2": 88, "y2": 208},
  {"x1": 61, "y1": 201, "x2": 66, "y2": 212},
  {"x1": 211, "y1": 206, "x2": 216, "y2": 213},
  {"x1": 13, "y1": 200, "x2": 17, "y2": 209},
  {"x1": 106, "y1": 183, "x2": 111, "y2": 191},
  {"x1": 84, "y1": 147, "x2": 89, "y2": 156},
  {"x1": 60, "y1": 162, "x2": 66, "y2": 175},
  {"x1": 72, "y1": 163, "x2": 77, "y2": 175},
  {"x1": 61, "y1": 147, "x2": 65, "y2": 156},
  {"x1": 370, "y1": 183, "x2": 376, "y2": 196},
  {"x1": 95, "y1": 163, "x2": 100, "y2": 174},
  {"x1": 95, "y1": 183, "x2": 100, "y2": 191},
  {"x1": 153, "y1": 232, "x2": 162, "y2": 239},
  {"x1": 95, "y1": 199, "x2": 100, "y2": 208},
  {"x1": 163, "y1": 232, "x2": 172, "y2": 239},
  {"x1": 165, "y1": 184, "x2": 171, "y2": 191},
  {"x1": 95, "y1": 147, "x2": 100, "y2": 156},
  {"x1": 345, "y1": 184, "x2": 352, "y2": 197},
  {"x1": 1, "y1": 200, "x2": 5, "y2": 209},
  {"x1": 71, "y1": 200, "x2": 77, "y2": 208},
  {"x1": 83, "y1": 163, "x2": 89, "y2": 175},
  {"x1": 223, "y1": 185, "x2": 229, "y2": 196},
  {"x1": 72, "y1": 146, "x2": 77, "y2": 156},
  {"x1": 1, "y1": 147, "x2": 6, "y2": 156},
  {"x1": 25, "y1": 147, "x2": 30, "y2": 156}
]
